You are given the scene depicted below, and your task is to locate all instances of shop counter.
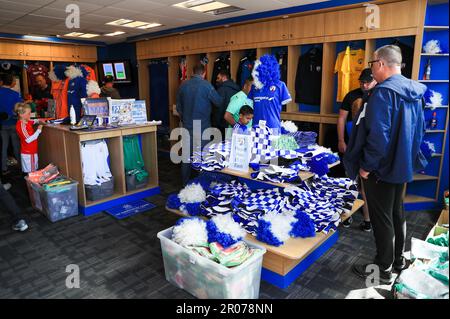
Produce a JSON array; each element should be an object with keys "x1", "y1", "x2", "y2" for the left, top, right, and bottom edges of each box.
[{"x1": 39, "y1": 124, "x2": 160, "y2": 215}]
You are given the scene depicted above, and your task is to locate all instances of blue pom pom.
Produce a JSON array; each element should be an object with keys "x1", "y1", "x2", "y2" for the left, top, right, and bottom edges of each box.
[
  {"x1": 309, "y1": 154, "x2": 329, "y2": 177},
  {"x1": 420, "y1": 141, "x2": 433, "y2": 159},
  {"x1": 256, "y1": 54, "x2": 281, "y2": 88},
  {"x1": 183, "y1": 203, "x2": 203, "y2": 216},
  {"x1": 256, "y1": 219, "x2": 284, "y2": 246},
  {"x1": 290, "y1": 211, "x2": 316, "y2": 238},
  {"x1": 424, "y1": 89, "x2": 433, "y2": 105},
  {"x1": 167, "y1": 193, "x2": 181, "y2": 209},
  {"x1": 206, "y1": 220, "x2": 240, "y2": 248},
  {"x1": 53, "y1": 64, "x2": 67, "y2": 80}
]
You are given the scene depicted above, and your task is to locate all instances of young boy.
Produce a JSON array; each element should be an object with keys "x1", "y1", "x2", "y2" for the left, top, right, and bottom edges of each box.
[
  {"x1": 232, "y1": 105, "x2": 254, "y2": 135},
  {"x1": 14, "y1": 103, "x2": 43, "y2": 173}
]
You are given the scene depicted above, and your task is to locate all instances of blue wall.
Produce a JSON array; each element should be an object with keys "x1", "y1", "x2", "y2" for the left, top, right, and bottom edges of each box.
[{"x1": 97, "y1": 42, "x2": 139, "y2": 99}]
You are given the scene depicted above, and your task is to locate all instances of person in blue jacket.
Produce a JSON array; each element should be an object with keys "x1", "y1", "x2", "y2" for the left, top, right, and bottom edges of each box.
[
  {"x1": 176, "y1": 63, "x2": 223, "y2": 185},
  {"x1": 346, "y1": 45, "x2": 428, "y2": 284},
  {"x1": 0, "y1": 74, "x2": 22, "y2": 174}
]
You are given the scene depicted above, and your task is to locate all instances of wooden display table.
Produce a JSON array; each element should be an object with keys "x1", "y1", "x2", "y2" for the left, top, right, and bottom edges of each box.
[
  {"x1": 166, "y1": 199, "x2": 364, "y2": 288},
  {"x1": 220, "y1": 161, "x2": 340, "y2": 188},
  {"x1": 39, "y1": 124, "x2": 160, "y2": 215}
]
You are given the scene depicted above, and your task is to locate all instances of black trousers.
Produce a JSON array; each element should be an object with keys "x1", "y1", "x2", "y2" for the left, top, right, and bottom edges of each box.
[
  {"x1": 0, "y1": 183, "x2": 21, "y2": 223},
  {"x1": 363, "y1": 174, "x2": 406, "y2": 272}
]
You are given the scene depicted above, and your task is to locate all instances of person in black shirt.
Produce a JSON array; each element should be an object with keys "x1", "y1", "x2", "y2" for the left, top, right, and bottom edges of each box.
[
  {"x1": 338, "y1": 68, "x2": 377, "y2": 232},
  {"x1": 337, "y1": 68, "x2": 377, "y2": 153},
  {"x1": 32, "y1": 74, "x2": 52, "y2": 100}
]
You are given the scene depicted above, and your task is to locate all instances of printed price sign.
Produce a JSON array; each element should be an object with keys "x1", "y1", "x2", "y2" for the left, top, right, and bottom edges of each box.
[{"x1": 228, "y1": 133, "x2": 252, "y2": 172}]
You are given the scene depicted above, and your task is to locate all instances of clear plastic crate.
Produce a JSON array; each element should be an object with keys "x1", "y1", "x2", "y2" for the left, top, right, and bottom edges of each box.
[
  {"x1": 28, "y1": 177, "x2": 79, "y2": 222},
  {"x1": 157, "y1": 227, "x2": 266, "y2": 299}
]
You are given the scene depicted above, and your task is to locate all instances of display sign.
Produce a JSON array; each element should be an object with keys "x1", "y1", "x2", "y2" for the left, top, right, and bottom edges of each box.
[
  {"x1": 81, "y1": 98, "x2": 109, "y2": 117},
  {"x1": 102, "y1": 63, "x2": 114, "y2": 77},
  {"x1": 114, "y1": 62, "x2": 127, "y2": 80},
  {"x1": 132, "y1": 100, "x2": 148, "y2": 124},
  {"x1": 108, "y1": 98, "x2": 135, "y2": 125},
  {"x1": 228, "y1": 133, "x2": 252, "y2": 172}
]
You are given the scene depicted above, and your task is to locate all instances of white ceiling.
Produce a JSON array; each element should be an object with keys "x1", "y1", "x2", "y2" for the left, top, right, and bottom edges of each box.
[{"x1": 0, "y1": 0, "x2": 330, "y2": 44}]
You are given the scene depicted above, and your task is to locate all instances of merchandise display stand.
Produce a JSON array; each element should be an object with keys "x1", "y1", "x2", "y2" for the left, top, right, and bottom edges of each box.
[
  {"x1": 38, "y1": 124, "x2": 160, "y2": 215},
  {"x1": 166, "y1": 199, "x2": 363, "y2": 289},
  {"x1": 220, "y1": 161, "x2": 340, "y2": 188}
]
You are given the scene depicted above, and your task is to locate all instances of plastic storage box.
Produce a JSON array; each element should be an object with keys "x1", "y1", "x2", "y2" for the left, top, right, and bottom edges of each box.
[
  {"x1": 25, "y1": 176, "x2": 43, "y2": 211},
  {"x1": 125, "y1": 174, "x2": 148, "y2": 191},
  {"x1": 29, "y1": 177, "x2": 79, "y2": 222},
  {"x1": 85, "y1": 177, "x2": 115, "y2": 201},
  {"x1": 157, "y1": 227, "x2": 266, "y2": 299}
]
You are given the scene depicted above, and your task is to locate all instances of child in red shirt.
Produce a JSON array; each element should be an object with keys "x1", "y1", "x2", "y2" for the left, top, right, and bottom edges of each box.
[{"x1": 14, "y1": 103, "x2": 43, "y2": 173}]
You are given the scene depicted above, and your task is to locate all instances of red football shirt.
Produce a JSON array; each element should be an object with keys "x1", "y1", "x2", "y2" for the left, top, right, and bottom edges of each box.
[{"x1": 16, "y1": 120, "x2": 38, "y2": 154}]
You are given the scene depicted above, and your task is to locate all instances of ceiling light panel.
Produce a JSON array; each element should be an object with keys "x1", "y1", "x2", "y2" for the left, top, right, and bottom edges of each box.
[{"x1": 106, "y1": 19, "x2": 133, "y2": 26}]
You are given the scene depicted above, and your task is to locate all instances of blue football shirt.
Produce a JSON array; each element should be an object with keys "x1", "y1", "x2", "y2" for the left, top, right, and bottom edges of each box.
[{"x1": 247, "y1": 81, "x2": 291, "y2": 132}]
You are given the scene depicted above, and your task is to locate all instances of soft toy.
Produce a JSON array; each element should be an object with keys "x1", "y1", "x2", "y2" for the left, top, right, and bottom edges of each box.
[
  {"x1": 65, "y1": 64, "x2": 88, "y2": 121},
  {"x1": 256, "y1": 210, "x2": 315, "y2": 246},
  {"x1": 206, "y1": 213, "x2": 246, "y2": 248},
  {"x1": 172, "y1": 217, "x2": 209, "y2": 247},
  {"x1": 178, "y1": 183, "x2": 207, "y2": 216}
]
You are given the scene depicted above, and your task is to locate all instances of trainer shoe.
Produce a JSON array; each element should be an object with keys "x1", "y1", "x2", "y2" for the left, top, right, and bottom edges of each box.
[
  {"x1": 359, "y1": 221, "x2": 372, "y2": 232},
  {"x1": 342, "y1": 216, "x2": 353, "y2": 228},
  {"x1": 393, "y1": 257, "x2": 410, "y2": 273},
  {"x1": 12, "y1": 219, "x2": 28, "y2": 232},
  {"x1": 352, "y1": 263, "x2": 394, "y2": 285}
]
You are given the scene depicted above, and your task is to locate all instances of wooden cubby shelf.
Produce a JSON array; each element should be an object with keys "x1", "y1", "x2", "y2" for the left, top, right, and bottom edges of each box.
[{"x1": 38, "y1": 124, "x2": 160, "y2": 214}]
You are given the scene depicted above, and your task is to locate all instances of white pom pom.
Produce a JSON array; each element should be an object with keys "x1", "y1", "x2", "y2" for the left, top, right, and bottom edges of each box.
[
  {"x1": 210, "y1": 213, "x2": 246, "y2": 240},
  {"x1": 252, "y1": 60, "x2": 264, "y2": 89},
  {"x1": 172, "y1": 218, "x2": 208, "y2": 247},
  {"x1": 423, "y1": 40, "x2": 442, "y2": 54},
  {"x1": 86, "y1": 80, "x2": 101, "y2": 96},
  {"x1": 65, "y1": 65, "x2": 83, "y2": 79},
  {"x1": 178, "y1": 183, "x2": 206, "y2": 203},
  {"x1": 429, "y1": 90, "x2": 443, "y2": 107},
  {"x1": 281, "y1": 121, "x2": 298, "y2": 133},
  {"x1": 260, "y1": 211, "x2": 297, "y2": 242}
]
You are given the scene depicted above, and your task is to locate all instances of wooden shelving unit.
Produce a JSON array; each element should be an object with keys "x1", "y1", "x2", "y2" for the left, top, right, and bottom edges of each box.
[
  {"x1": 405, "y1": 0, "x2": 449, "y2": 208},
  {"x1": 38, "y1": 124, "x2": 160, "y2": 215}
]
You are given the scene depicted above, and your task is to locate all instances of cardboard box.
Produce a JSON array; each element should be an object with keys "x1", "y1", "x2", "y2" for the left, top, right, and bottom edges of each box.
[
  {"x1": 426, "y1": 225, "x2": 448, "y2": 241},
  {"x1": 437, "y1": 209, "x2": 449, "y2": 228}
]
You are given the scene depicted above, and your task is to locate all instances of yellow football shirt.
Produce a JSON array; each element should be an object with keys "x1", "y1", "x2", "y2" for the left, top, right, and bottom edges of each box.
[{"x1": 335, "y1": 47, "x2": 366, "y2": 102}]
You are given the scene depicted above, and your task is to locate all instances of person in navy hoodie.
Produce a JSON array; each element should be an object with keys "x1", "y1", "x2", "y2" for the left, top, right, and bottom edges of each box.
[{"x1": 345, "y1": 45, "x2": 428, "y2": 284}]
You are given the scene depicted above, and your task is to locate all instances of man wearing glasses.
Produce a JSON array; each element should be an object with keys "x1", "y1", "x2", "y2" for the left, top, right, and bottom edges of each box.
[{"x1": 345, "y1": 45, "x2": 428, "y2": 284}]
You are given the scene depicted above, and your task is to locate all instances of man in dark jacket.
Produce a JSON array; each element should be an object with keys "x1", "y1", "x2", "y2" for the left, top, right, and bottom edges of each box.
[
  {"x1": 100, "y1": 75, "x2": 121, "y2": 99},
  {"x1": 346, "y1": 45, "x2": 428, "y2": 284},
  {"x1": 176, "y1": 63, "x2": 223, "y2": 185},
  {"x1": 214, "y1": 70, "x2": 240, "y2": 139}
]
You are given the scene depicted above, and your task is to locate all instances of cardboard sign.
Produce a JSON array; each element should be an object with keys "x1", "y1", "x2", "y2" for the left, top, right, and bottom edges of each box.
[
  {"x1": 228, "y1": 133, "x2": 252, "y2": 172},
  {"x1": 82, "y1": 98, "x2": 109, "y2": 117},
  {"x1": 108, "y1": 98, "x2": 135, "y2": 125},
  {"x1": 132, "y1": 100, "x2": 148, "y2": 124}
]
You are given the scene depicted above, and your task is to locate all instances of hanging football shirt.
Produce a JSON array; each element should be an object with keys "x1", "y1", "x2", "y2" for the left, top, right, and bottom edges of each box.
[
  {"x1": 295, "y1": 47, "x2": 323, "y2": 105},
  {"x1": 247, "y1": 81, "x2": 291, "y2": 132},
  {"x1": 334, "y1": 47, "x2": 365, "y2": 102}
]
